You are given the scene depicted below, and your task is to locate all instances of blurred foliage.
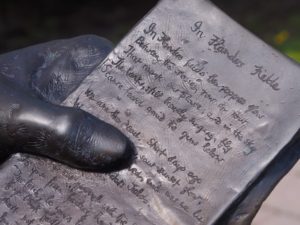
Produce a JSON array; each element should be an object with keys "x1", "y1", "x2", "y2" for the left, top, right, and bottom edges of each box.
[{"x1": 0, "y1": 0, "x2": 299, "y2": 63}]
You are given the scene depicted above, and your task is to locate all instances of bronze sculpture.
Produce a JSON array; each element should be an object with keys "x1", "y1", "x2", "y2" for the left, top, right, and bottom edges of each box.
[{"x1": 0, "y1": 1, "x2": 300, "y2": 224}]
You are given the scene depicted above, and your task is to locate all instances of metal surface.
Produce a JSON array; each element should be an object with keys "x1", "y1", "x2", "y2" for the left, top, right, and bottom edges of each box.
[{"x1": 1, "y1": 0, "x2": 300, "y2": 224}]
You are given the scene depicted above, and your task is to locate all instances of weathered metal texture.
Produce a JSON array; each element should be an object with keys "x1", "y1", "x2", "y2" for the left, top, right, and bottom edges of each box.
[{"x1": 1, "y1": 0, "x2": 300, "y2": 224}]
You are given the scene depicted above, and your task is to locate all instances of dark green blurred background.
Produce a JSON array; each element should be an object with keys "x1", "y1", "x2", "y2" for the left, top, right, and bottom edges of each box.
[{"x1": 0, "y1": 0, "x2": 299, "y2": 62}]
